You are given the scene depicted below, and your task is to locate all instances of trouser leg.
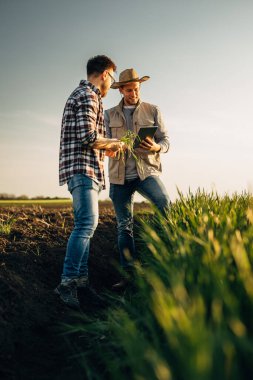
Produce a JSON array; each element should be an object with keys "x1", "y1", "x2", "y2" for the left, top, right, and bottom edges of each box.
[
  {"x1": 137, "y1": 175, "x2": 170, "y2": 216},
  {"x1": 110, "y1": 180, "x2": 137, "y2": 269},
  {"x1": 62, "y1": 184, "x2": 99, "y2": 280}
]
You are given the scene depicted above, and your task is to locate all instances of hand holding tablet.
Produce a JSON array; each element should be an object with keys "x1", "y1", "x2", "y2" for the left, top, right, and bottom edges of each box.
[{"x1": 133, "y1": 126, "x2": 158, "y2": 148}]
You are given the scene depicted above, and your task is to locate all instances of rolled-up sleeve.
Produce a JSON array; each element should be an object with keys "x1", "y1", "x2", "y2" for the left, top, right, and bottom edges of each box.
[
  {"x1": 154, "y1": 107, "x2": 170, "y2": 153},
  {"x1": 75, "y1": 93, "x2": 98, "y2": 145}
]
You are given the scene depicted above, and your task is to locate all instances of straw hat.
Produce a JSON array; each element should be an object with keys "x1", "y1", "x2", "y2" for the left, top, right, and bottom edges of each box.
[{"x1": 111, "y1": 68, "x2": 150, "y2": 89}]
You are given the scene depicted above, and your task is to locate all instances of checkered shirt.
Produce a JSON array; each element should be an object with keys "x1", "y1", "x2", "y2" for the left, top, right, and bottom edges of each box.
[{"x1": 59, "y1": 80, "x2": 106, "y2": 188}]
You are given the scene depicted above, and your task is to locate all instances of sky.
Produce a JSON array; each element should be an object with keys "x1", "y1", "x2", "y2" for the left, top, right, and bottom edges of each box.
[{"x1": 0, "y1": 0, "x2": 252, "y2": 201}]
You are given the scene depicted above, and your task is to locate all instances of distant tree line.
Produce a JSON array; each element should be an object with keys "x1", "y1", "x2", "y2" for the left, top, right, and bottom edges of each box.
[{"x1": 0, "y1": 193, "x2": 69, "y2": 200}]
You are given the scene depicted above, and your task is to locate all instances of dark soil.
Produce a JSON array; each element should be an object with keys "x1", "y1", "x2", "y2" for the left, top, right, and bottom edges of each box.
[{"x1": 0, "y1": 202, "x2": 150, "y2": 380}]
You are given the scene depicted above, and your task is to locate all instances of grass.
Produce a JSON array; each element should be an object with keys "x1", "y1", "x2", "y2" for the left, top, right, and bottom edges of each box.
[
  {"x1": 0, "y1": 215, "x2": 16, "y2": 235},
  {"x1": 64, "y1": 190, "x2": 253, "y2": 380}
]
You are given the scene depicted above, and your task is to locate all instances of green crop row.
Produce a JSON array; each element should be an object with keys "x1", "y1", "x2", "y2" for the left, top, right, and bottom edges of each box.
[{"x1": 65, "y1": 191, "x2": 253, "y2": 380}]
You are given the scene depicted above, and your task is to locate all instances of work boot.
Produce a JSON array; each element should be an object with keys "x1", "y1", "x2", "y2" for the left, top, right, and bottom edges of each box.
[{"x1": 54, "y1": 278, "x2": 80, "y2": 310}]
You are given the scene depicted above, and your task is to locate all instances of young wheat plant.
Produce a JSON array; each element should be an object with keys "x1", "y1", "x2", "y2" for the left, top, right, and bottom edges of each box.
[{"x1": 120, "y1": 130, "x2": 140, "y2": 161}]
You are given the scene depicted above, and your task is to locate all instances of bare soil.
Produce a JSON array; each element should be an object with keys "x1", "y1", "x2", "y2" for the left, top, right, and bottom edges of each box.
[{"x1": 0, "y1": 202, "x2": 150, "y2": 380}]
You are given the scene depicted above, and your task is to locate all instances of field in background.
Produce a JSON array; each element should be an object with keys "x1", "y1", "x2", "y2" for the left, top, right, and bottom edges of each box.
[
  {"x1": 0, "y1": 199, "x2": 72, "y2": 207},
  {"x1": 0, "y1": 198, "x2": 151, "y2": 212}
]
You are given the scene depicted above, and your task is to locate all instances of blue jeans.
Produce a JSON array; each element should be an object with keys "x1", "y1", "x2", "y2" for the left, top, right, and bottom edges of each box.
[
  {"x1": 62, "y1": 174, "x2": 100, "y2": 280},
  {"x1": 109, "y1": 175, "x2": 170, "y2": 269}
]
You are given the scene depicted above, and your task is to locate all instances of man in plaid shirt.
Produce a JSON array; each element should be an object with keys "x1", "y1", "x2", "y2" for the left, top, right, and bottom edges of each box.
[{"x1": 55, "y1": 55, "x2": 123, "y2": 309}]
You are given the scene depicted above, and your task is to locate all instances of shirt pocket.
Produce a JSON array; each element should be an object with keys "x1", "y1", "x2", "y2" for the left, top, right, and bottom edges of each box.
[
  {"x1": 109, "y1": 123, "x2": 125, "y2": 139},
  {"x1": 137, "y1": 151, "x2": 161, "y2": 170}
]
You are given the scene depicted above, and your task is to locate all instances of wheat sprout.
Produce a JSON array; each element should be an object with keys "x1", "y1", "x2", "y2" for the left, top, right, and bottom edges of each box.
[{"x1": 120, "y1": 130, "x2": 140, "y2": 162}]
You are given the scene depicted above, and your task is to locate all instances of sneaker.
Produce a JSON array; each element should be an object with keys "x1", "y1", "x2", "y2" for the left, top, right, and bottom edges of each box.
[{"x1": 54, "y1": 279, "x2": 80, "y2": 310}]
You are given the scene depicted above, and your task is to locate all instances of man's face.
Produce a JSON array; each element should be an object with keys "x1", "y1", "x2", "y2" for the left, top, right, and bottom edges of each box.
[
  {"x1": 100, "y1": 68, "x2": 115, "y2": 97},
  {"x1": 119, "y1": 82, "x2": 140, "y2": 106}
]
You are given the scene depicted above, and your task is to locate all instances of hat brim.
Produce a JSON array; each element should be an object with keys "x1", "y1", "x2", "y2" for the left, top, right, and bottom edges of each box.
[{"x1": 111, "y1": 76, "x2": 150, "y2": 89}]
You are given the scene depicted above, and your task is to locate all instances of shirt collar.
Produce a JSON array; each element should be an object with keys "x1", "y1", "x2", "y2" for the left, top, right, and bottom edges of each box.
[
  {"x1": 79, "y1": 80, "x2": 101, "y2": 96},
  {"x1": 118, "y1": 98, "x2": 141, "y2": 111}
]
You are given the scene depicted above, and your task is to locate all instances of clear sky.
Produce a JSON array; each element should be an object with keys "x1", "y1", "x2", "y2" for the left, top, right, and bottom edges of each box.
[{"x1": 0, "y1": 0, "x2": 252, "y2": 200}]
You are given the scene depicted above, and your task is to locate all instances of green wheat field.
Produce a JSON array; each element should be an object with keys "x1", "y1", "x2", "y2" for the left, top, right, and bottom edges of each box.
[{"x1": 65, "y1": 190, "x2": 253, "y2": 380}]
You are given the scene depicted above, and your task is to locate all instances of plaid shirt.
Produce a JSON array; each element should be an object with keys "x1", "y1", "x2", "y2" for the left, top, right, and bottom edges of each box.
[{"x1": 59, "y1": 80, "x2": 106, "y2": 188}]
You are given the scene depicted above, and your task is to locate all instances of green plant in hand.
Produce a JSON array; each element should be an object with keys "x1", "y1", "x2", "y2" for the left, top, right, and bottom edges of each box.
[{"x1": 120, "y1": 130, "x2": 140, "y2": 161}]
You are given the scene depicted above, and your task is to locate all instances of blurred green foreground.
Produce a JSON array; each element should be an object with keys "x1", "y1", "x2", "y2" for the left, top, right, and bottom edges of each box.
[{"x1": 65, "y1": 191, "x2": 253, "y2": 380}]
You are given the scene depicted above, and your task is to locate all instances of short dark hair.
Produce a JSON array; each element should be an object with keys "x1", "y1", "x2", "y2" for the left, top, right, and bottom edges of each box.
[{"x1": 87, "y1": 55, "x2": 116, "y2": 76}]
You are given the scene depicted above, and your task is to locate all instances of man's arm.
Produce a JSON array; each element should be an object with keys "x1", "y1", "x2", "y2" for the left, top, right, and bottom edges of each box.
[
  {"x1": 139, "y1": 107, "x2": 170, "y2": 153},
  {"x1": 75, "y1": 93, "x2": 99, "y2": 145},
  {"x1": 75, "y1": 94, "x2": 123, "y2": 151},
  {"x1": 153, "y1": 107, "x2": 170, "y2": 153},
  {"x1": 91, "y1": 109, "x2": 124, "y2": 151},
  {"x1": 91, "y1": 137, "x2": 124, "y2": 152}
]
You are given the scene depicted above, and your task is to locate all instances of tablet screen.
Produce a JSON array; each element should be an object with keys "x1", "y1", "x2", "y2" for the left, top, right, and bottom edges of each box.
[{"x1": 133, "y1": 126, "x2": 158, "y2": 148}]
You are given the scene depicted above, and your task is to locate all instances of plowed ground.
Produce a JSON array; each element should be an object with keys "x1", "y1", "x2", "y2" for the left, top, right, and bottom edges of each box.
[{"x1": 0, "y1": 202, "x2": 150, "y2": 380}]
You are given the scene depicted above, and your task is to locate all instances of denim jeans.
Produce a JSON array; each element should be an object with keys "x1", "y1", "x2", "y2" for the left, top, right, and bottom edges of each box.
[
  {"x1": 61, "y1": 174, "x2": 100, "y2": 280},
  {"x1": 109, "y1": 175, "x2": 170, "y2": 269}
]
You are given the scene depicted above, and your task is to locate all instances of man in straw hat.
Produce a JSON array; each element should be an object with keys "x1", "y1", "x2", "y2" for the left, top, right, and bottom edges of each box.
[{"x1": 104, "y1": 68, "x2": 170, "y2": 288}]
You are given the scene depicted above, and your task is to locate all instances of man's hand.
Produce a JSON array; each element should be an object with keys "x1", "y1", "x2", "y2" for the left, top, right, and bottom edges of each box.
[
  {"x1": 106, "y1": 140, "x2": 125, "y2": 152},
  {"x1": 91, "y1": 138, "x2": 125, "y2": 152},
  {"x1": 105, "y1": 150, "x2": 117, "y2": 158},
  {"x1": 104, "y1": 139, "x2": 126, "y2": 158},
  {"x1": 139, "y1": 137, "x2": 161, "y2": 152}
]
